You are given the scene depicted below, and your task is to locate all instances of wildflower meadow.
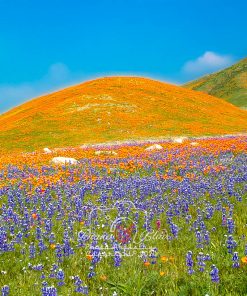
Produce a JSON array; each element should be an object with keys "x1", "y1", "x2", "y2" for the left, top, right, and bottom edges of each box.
[{"x1": 1, "y1": 136, "x2": 247, "y2": 295}]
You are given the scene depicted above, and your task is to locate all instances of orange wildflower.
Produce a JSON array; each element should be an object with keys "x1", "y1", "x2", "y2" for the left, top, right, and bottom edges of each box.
[
  {"x1": 241, "y1": 256, "x2": 247, "y2": 264},
  {"x1": 50, "y1": 244, "x2": 56, "y2": 249},
  {"x1": 161, "y1": 256, "x2": 168, "y2": 262},
  {"x1": 86, "y1": 254, "x2": 93, "y2": 260},
  {"x1": 32, "y1": 213, "x2": 37, "y2": 220},
  {"x1": 100, "y1": 275, "x2": 107, "y2": 281},
  {"x1": 144, "y1": 261, "x2": 150, "y2": 267},
  {"x1": 159, "y1": 271, "x2": 165, "y2": 276}
]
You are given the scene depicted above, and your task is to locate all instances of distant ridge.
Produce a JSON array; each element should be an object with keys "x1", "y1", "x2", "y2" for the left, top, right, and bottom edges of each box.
[
  {"x1": 183, "y1": 57, "x2": 247, "y2": 108},
  {"x1": 0, "y1": 76, "x2": 247, "y2": 152}
]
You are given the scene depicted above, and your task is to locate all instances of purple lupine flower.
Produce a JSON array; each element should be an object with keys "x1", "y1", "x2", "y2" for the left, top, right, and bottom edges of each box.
[
  {"x1": 149, "y1": 248, "x2": 157, "y2": 264},
  {"x1": 77, "y1": 231, "x2": 88, "y2": 247},
  {"x1": 140, "y1": 251, "x2": 148, "y2": 263},
  {"x1": 87, "y1": 265, "x2": 96, "y2": 279},
  {"x1": 210, "y1": 265, "x2": 220, "y2": 283},
  {"x1": 206, "y1": 206, "x2": 213, "y2": 219},
  {"x1": 185, "y1": 215, "x2": 192, "y2": 224},
  {"x1": 226, "y1": 235, "x2": 237, "y2": 254},
  {"x1": 195, "y1": 231, "x2": 203, "y2": 248},
  {"x1": 74, "y1": 275, "x2": 83, "y2": 287},
  {"x1": 36, "y1": 226, "x2": 42, "y2": 240},
  {"x1": 42, "y1": 285, "x2": 57, "y2": 296},
  {"x1": 63, "y1": 239, "x2": 74, "y2": 257},
  {"x1": 44, "y1": 219, "x2": 52, "y2": 234},
  {"x1": 232, "y1": 252, "x2": 240, "y2": 268},
  {"x1": 76, "y1": 286, "x2": 89, "y2": 294},
  {"x1": 204, "y1": 231, "x2": 210, "y2": 245},
  {"x1": 32, "y1": 264, "x2": 44, "y2": 271},
  {"x1": 227, "y1": 218, "x2": 235, "y2": 234},
  {"x1": 56, "y1": 269, "x2": 65, "y2": 286},
  {"x1": 197, "y1": 252, "x2": 206, "y2": 272},
  {"x1": 186, "y1": 251, "x2": 195, "y2": 275},
  {"x1": 29, "y1": 242, "x2": 36, "y2": 259},
  {"x1": 41, "y1": 281, "x2": 48, "y2": 295},
  {"x1": 55, "y1": 244, "x2": 63, "y2": 262},
  {"x1": 1, "y1": 285, "x2": 10, "y2": 296},
  {"x1": 91, "y1": 245, "x2": 101, "y2": 265},
  {"x1": 170, "y1": 223, "x2": 179, "y2": 238},
  {"x1": 38, "y1": 239, "x2": 47, "y2": 254},
  {"x1": 49, "y1": 264, "x2": 58, "y2": 278},
  {"x1": 73, "y1": 276, "x2": 89, "y2": 294},
  {"x1": 15, "y1": 231, "x2": 23, "y2": 243},
  {"x1": 114, "y1": 251, "x2": 122, "y2": 267},
  {"x1": 49, "y1": 233, "x2": 55, "y2": 244},
  {"x1": 222, "y1": 213, "x2": 227, "y2": 226}
]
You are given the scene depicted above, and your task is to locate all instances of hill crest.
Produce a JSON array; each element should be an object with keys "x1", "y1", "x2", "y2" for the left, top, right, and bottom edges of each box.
[
  {"x1": 0, "y1": 76, "x2": 247, "y2": 152},
  {"x1": 183, "y1": 57, "x2": 247, "y2": 108}
]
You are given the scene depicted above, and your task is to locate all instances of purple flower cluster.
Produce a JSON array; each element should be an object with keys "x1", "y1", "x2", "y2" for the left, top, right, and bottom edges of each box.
[
  {"x1": 210, "y1": 265, "x2": 220, "y2": 283},
  {"x1": 1, "y1": 136, "x2": 247, "y2": 292},
  {"x1": 1, "y1": 285, "x2": 9, "y2": 296}
]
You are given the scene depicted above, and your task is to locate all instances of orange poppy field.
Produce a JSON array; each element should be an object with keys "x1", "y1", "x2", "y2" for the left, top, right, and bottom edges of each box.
[{"x1": 0, "y1": 77, "x2": 247, "y2": 153}]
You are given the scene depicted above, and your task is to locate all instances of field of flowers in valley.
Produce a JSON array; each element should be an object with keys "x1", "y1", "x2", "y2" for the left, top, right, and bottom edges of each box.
[{"x1": 1, "y1": 136, "x2": 247, "y2": 295}]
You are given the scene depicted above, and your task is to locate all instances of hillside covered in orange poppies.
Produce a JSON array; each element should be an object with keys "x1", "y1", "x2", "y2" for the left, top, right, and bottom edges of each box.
[{"x1": 0, "y1": 76, "x2": 247, "y2": 152}]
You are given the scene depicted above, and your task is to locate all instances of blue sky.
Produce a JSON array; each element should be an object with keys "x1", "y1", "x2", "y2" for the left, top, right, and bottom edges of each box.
[{"x1": 0, "y1": 0, "x2": 246, "y2": 113}]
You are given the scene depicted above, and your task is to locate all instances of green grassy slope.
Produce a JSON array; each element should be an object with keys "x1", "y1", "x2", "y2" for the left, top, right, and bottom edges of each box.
[{"x1": 183, "y1": 57, "x2": 247, "y2": 108}]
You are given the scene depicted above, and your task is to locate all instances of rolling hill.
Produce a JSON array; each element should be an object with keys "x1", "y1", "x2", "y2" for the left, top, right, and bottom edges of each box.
[
  {"x1": 0, "y1": 76, "x2": 247, "y2": 152},
  {"x1": 183, "y1": 57, "x2": 247, "y2": 108}
]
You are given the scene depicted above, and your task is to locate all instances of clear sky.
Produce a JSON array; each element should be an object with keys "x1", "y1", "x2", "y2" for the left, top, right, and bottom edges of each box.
[{"x1": 0, "y1": 0, "x2": 246, "y2": 113}]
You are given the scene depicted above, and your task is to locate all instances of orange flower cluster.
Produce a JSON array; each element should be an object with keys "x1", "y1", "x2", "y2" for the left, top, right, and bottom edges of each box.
[
  {"x1": 0, "y1": 136, "x2": 247, "y2": 191},
  {"x1": 0, "y1": 77, "x2": 247, "y2": 153}
]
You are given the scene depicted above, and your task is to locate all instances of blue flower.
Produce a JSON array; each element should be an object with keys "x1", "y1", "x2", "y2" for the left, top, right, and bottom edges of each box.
[
  {"x1": 210, "y1": 265, "x2": 220, "y2": 283},
  {"x1": 1, "y1": 285, "x2": 10, "y2": 296}
]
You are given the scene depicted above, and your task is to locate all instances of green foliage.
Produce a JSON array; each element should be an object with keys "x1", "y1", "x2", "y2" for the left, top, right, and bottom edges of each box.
[{"x1": 184, "y1": 57, "x2": 247, "y2": 108}]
